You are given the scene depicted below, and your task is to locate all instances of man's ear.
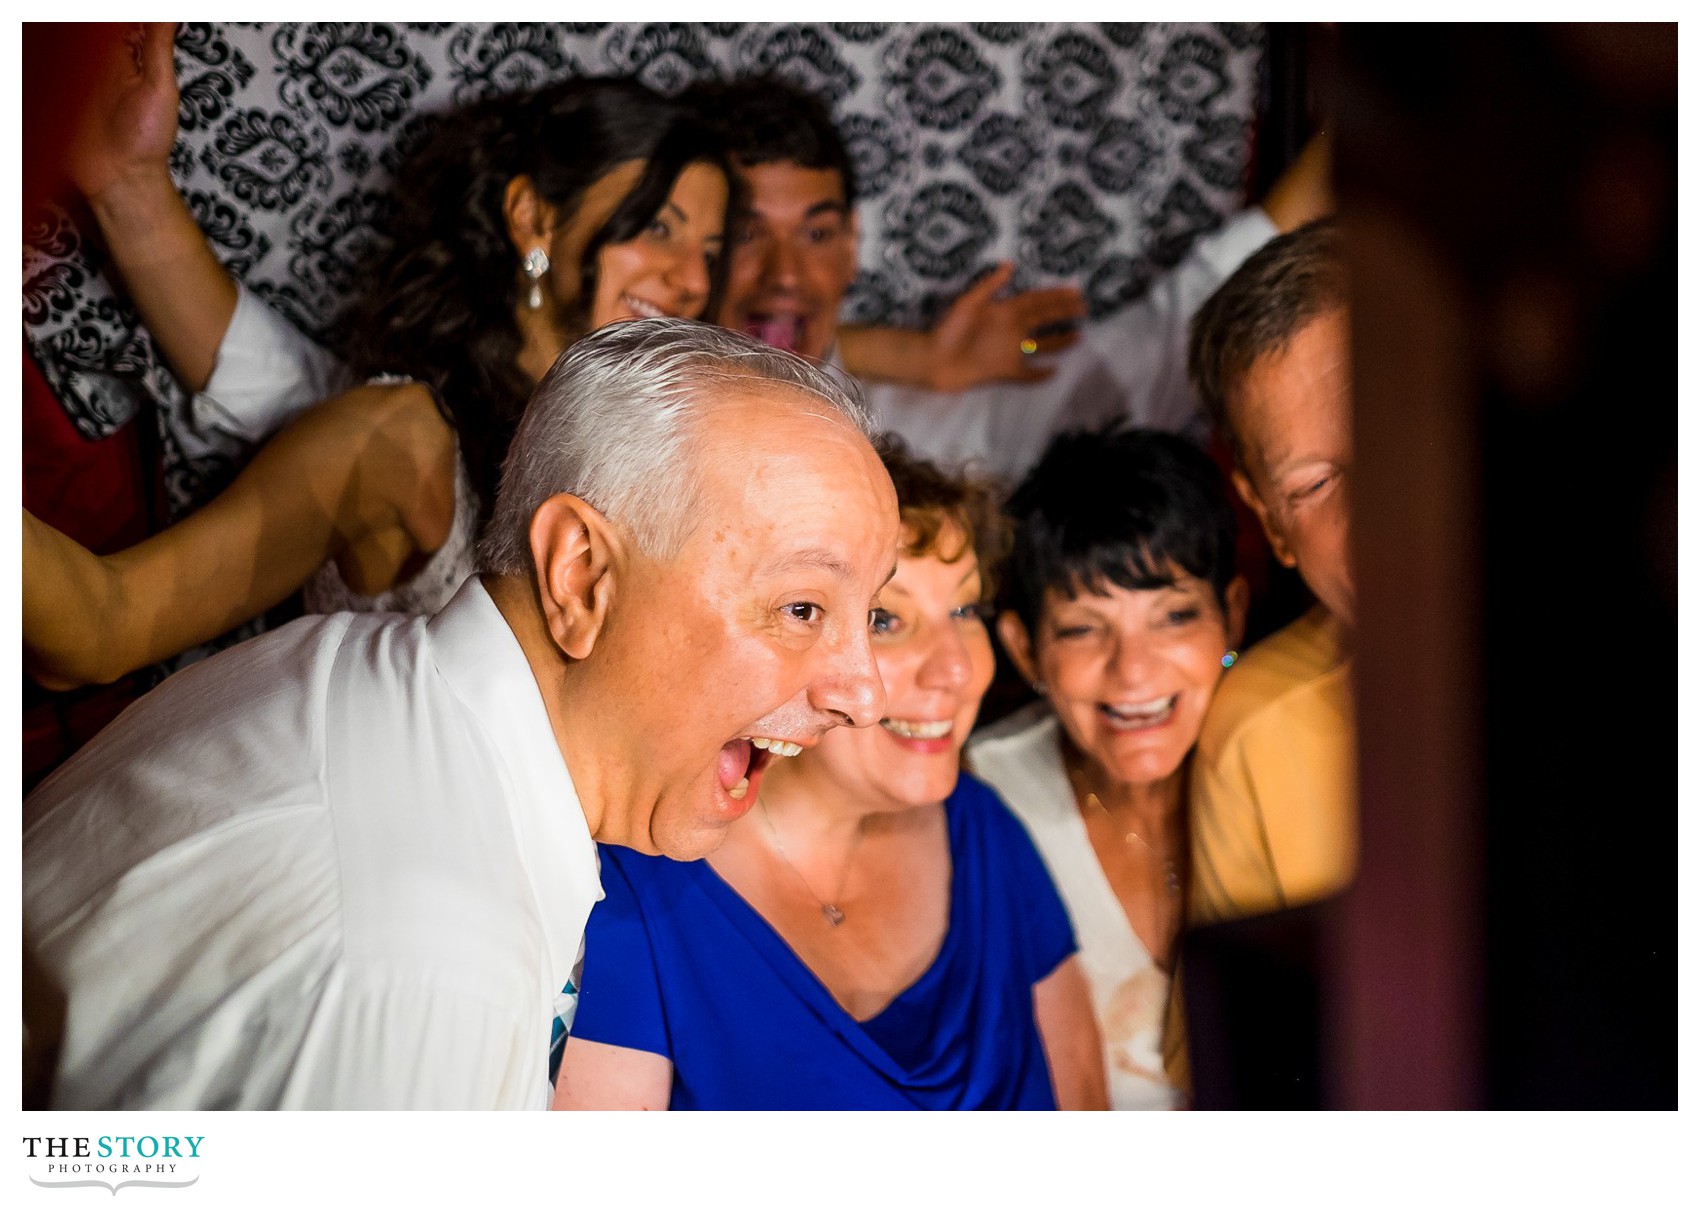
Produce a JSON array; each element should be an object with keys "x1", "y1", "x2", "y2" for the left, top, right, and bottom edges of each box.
[
  {"x1": 1232, "y1": 467, "x2": 1297, "y2": 569},
  {"x1": 996, "y1": 610, "x2": 1040, "y2": 688},
  {"x1": 528, "y1": 493, "x2": 619, "y2": 661},
  {"x1": 504, "y1": 174, "x2": 559, "y2": 258},
  {"x1": 1223, "y1": 574, "x2": 1251, "y2": 652}
]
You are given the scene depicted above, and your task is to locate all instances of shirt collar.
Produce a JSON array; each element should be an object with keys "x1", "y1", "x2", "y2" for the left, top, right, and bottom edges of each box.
[{"x1": 426, "y1": 578, "x2": 602, "y2": 993}]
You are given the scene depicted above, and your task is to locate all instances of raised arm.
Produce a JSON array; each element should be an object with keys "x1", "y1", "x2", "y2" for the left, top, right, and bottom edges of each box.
[
  {"x1": 67, "y1": 22, "x2": 237, "y2": 392},
  {"x1": 1259, "y1": 132, "x2": 1333, "y2": 232},
  {"x1": 838, "y1": 264, "x2": 1087, "y2": 391},
  {"x1": 552, "y1": 1037, "x2": 674, "y2": 1110},
  {"x1": 1033, "y1": 956, "x2": 1110, "y2": 1110},
  {"x1": 23, "y1": 383, "x2": 456, "y2": 691}
]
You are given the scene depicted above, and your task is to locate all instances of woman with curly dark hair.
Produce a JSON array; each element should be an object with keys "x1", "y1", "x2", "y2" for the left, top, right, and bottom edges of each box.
[{"x1": 25, "y1": 26, "x2": 733, "y2": 689}]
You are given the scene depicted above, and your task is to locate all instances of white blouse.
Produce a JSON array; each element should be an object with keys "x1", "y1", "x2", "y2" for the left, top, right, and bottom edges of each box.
[{"x1": 967, "y1": 702, "x2": 1181, "y2": 1110}]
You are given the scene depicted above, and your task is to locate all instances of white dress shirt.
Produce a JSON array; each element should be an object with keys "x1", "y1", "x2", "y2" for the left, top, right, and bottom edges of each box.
[
  {"x1": 191, "y1": 210, "x2": 1277, "y2": 486},
  {"x1": 862, "y1": 208, "x2": 1278, "y2": 481},
  {"x1": 23, "y1": 579, "x2": 601, "y2": 1109},
  {"x1": 191, "y1": 282, "x2": 353, "y2": 448}
]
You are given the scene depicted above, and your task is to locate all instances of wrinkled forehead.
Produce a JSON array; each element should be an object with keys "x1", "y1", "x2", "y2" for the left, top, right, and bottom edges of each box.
[
  {"x1": 1231, "y1": 309, "x2": 1352, "y2": 466},
  {"x1": 669, "y1": 392, "x2": 896, "y2": 597}
]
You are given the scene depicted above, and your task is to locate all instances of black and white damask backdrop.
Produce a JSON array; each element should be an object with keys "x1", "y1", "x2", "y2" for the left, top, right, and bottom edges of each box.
[{"x1": 24, "y1": 21, "x2": 1265, "y2": 516}]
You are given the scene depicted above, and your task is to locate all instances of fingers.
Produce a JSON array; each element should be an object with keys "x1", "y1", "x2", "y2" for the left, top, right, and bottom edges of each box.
[
  {"x1": 972, "y1": 258, "x2": 1006, "y2": 297},
  {"x1": 1014, "y1": 284, "x2": 1087, "y2": 330},
  {"x1": 958, "y1": 261, "x2": 1015, "y2": 307},
  {"x1": 1020, "y1": 328, "x2": 1079, "y2": 357}
]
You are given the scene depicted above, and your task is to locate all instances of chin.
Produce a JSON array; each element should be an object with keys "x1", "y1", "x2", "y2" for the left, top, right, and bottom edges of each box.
[
  {"x1": 1104, "y1": 751, "x2": 1190, "y2": 790},
  {"x1": 649, "y1": 815, "x2": 735, "y2": 863},
  {"x1": 885, "y1": 767, "x2": 960, "y2": 809}
]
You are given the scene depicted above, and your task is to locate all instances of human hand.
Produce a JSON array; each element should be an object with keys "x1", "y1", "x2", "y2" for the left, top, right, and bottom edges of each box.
[
  {"x1": 66, "y1": 22, "x2": 180, "y2": 201},
  {"x1": 924, "y1": 263, "x2": 1087, "y2": 391}
]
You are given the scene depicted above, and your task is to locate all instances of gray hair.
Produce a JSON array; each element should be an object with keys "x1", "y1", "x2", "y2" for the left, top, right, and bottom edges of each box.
[{"x1": 477, "y1": 317, "x2": 874, "y2": 575}]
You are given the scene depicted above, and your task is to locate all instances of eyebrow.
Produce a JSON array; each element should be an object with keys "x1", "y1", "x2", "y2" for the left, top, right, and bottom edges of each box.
[
  {"x1": 763, "y1": 549, "x2": 860, "y2": 582},
  {"x1": 804, "y1": 201, "x2": 849, "y2": 221}
]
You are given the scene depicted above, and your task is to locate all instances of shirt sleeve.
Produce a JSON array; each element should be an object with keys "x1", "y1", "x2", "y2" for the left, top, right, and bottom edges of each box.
[
  {"x1": 190, "y1": 282, "x2": 353, "y2": 446},
  {"x1": 564, "y1": 850, "x2": 673, "y2": 1059},
  {"x1": 1082, "y1": 206, "x2": 1281, "y2": 436}
]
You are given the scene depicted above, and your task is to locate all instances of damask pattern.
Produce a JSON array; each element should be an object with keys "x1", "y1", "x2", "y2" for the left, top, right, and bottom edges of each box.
[{"x1": 24, "y1": 21, "x2": 1263, "y2": 511}]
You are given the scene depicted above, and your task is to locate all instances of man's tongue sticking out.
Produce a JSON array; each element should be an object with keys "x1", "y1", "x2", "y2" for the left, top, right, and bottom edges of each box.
[
  {"x1": 748, "y1": 314, "x2": 804, "y2": 355},
  {"x1": 716, "y1": 737, "x2": 765, "y2": 806}
]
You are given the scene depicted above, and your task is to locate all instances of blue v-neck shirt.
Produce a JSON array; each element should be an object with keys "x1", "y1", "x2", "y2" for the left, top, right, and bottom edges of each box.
[{"x1": 569, "y1": 773, "x2": 1076, "y2": 1110}]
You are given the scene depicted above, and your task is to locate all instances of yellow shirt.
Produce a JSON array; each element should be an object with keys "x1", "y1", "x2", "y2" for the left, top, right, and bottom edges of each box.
[{"x1": 1188, "y1": 605, "x2": 1358, "y2": 923}]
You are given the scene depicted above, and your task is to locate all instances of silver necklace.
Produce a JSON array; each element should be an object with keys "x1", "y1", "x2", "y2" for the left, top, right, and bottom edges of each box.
[{"x1": 758, "y1": 797, "x2": 864, "y2": 927}]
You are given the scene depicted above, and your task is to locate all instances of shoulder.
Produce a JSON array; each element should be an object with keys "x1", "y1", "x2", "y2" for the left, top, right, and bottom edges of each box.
[
  {"x1": 965, "y1": 703, "x2": 1072, "y2": 825},
  {"x1": 24, "y1": 614, "x2": 364, "y2": 927},
  {"x1": 969, "y1": 699, "x2": 1056, "y2": 751},
  {"x1": 965, "y1": 701, "x2": 1060, "y2": 782},
  {"x1": 592, "y1": 846, "x2": 706, "y2": 918},
  {"x1": 948, "y1": 771, "x2": 1046, "y2": 856},
  {"x1": 1197, "y1": 607, "x2": 1351, "y2": 758}
]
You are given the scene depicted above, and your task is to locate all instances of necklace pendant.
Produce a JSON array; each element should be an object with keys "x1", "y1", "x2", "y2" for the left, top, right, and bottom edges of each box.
[{"x1": 821, "y1": 904, "x2": 846, "y2": 928}]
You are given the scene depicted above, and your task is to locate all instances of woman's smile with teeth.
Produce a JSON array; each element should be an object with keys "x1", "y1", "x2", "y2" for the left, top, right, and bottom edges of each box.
[
  {"x1": 1099, "y1": 694, "x2": 1178, "y2": 729},
  {"x1": 880, "y1": 718, "x2": 953, "y2": 740},
  {"x1": 621, "y1": 294, "x2": 669, "y2": 319}
]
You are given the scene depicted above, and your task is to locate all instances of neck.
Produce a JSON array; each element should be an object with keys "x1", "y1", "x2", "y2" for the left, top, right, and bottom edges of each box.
[
  {"x1": 484, "y1": 572, "x2": 604, "y2": 840},
  {"x1": 757, "y1": 759, "x2": 891, "y2": 844},
  {"x1": 513, "y1": 302, "x2": 572, "y2": 384},
  {"x1": 1062, "y1": 741, "x2": 1184, "y2": 834}
]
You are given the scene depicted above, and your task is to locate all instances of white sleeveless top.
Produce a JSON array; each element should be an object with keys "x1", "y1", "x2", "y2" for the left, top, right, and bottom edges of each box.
[
  {"x1": 302, "y1": 376, "x2": 481, "y2": 617},
  {"x1": 966, "y1": 702, "x2": 1182, "y2": 1110}
]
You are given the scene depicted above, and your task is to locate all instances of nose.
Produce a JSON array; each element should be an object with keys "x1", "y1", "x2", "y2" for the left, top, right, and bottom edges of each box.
[
  {"x1": 808, "y1": 618, "x2": 887, "y2": 729},
  {"x1": 666, "y1": 245, "x2": 712, "y2": 311},
  {"x1": 764, "y1": 236, "x2": 802, "y2": 290},
  {"x1": 916, "y1": 620, "x2": 971, "y2": 693},
  {"x1": 1107, "y1": 634, "x2": 1158, "y2": 684}
]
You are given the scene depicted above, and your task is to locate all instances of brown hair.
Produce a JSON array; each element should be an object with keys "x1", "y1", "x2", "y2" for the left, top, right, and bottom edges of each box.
[
  {"x1": 875, "y1": 435, "x2": 1011, "y2": 599},
  {"x1": 1187, "y1": 218, "x2": 1347, "y2": 461}
]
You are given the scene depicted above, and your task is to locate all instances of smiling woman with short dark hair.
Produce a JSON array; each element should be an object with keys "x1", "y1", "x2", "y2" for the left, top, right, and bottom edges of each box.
[{"x1": 968, "y1": 421, "x2": 1247, "y2": 1110}]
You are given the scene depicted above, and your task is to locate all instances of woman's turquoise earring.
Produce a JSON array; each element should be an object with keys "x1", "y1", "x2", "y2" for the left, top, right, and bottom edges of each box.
[{"x1": 1221, "y1": 650, "x2": 1238, "y2": 669}]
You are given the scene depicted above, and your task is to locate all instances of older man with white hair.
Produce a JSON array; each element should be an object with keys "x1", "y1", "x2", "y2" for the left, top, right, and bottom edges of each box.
[{"x1": 23, "y1": 319, "x2": 901, "y2": 1110}]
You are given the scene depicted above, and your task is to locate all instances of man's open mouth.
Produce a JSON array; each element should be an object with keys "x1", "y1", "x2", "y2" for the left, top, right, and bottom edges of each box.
[
  {"x1": 717, "y1": 734, "x2": 804, "y2": 802},
  {"x1": 744, "y1": 313, "x2": 808, "y2": 355}
]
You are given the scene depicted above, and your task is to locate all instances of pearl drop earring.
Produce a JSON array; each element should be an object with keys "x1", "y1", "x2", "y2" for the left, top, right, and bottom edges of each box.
[{"x1": 523, "y1": 247, "x2": 550, "y2": 310}]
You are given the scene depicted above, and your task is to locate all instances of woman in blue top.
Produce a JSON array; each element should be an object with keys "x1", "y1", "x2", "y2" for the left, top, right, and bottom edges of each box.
[{"x1": 556, "y1": 440, "x2": 1107, "y2": 1110}]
